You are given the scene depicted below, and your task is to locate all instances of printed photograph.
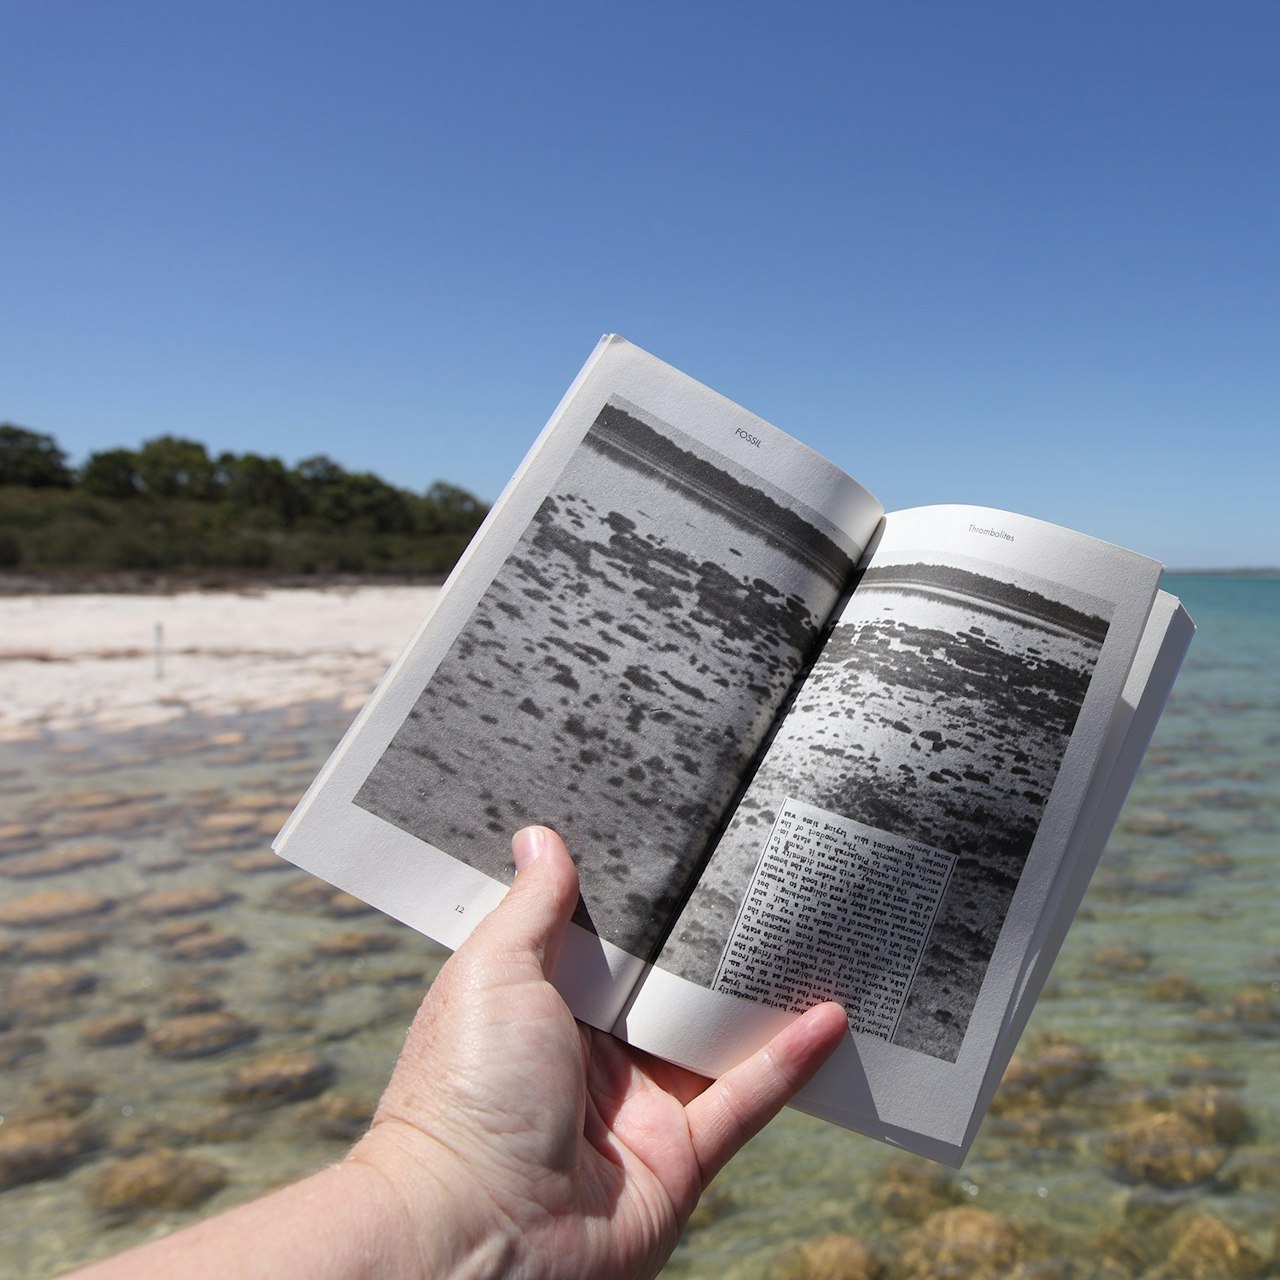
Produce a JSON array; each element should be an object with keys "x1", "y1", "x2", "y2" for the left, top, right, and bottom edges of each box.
[
  {"x1": 656, "y1": 555, "x2": 1112, "y2": 1061},
  {"x1": 355, "y1": 398, "x2": 857, "y2": 961}
]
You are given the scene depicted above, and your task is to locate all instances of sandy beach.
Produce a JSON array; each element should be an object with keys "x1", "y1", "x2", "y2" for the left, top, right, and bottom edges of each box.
[{"x1": 0, "y1": 586, "x2": 440, "y2": 740}]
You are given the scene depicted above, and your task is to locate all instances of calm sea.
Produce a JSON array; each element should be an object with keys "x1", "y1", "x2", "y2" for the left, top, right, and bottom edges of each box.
[{"x1": 0, "y1": 574, "x2": 1276, "y2": 1277}]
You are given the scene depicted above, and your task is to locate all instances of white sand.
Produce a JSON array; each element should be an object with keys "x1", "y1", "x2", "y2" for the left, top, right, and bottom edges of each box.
[{"x1": 0, "y1": 586, "x2": 440, "y2": 740}]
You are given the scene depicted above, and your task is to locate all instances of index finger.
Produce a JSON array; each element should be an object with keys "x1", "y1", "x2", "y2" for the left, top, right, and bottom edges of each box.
[{"x1": 683, "y1": 1001, "x2": 848, "y2": 1182}]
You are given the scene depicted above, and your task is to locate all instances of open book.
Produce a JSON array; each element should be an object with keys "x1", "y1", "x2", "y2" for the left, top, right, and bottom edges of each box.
[{"x1": 274, "y1": 336, "x2": 1193, "y2": 1165}]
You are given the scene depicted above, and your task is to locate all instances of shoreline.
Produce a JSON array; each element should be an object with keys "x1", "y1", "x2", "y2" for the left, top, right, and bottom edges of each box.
[
  {"x1": 0, "y1": 584, "x2": 440, "y2": 741},
  {"x1": 0, "y1": 569, "x2": 449, "y2": 596}
]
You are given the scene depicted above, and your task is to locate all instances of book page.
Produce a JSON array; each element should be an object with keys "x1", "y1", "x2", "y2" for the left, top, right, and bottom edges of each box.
[
  {"x1": 711, "y1": 799, "x2": 957, "y2": 1041},
  {"x1": 637, "y1": 505, "x2": 1164, "y2": 1156},
  {"x1": 275, "y1": 336, "x2": 883, "y2": 1025}
]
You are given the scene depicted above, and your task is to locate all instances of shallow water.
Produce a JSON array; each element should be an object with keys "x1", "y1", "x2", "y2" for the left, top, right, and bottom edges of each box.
[
  {"x1": 0, "y1": 701, "x2": 448, "y2": 1275},
  {"x1": 1, "y1": 574, "x2": 1277, "y2": 1277}
]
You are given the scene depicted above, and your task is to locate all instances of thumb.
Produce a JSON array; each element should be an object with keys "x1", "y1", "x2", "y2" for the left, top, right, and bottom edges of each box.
[{"x1": 468, "y1": 825, "x2": 581, "y2": 979}]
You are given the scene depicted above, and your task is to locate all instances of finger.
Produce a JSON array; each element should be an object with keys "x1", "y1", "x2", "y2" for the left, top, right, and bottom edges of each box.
[
  {"x1": 467, "y1": 825, "x2": 581, "y2": 978},
  {"x1": 684, "y1": 1001, "x2": 848, "y2": 1183}
]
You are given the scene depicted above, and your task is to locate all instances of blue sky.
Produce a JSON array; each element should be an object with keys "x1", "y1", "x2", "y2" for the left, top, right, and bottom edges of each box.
[{"x1": 3, "y1": 1, "x2": 1276, "y2": 568}]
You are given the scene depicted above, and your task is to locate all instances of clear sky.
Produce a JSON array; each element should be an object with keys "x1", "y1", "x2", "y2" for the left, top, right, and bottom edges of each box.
[{"x1": 3, "y1": 1, "x2": 1276, "y2": 569}]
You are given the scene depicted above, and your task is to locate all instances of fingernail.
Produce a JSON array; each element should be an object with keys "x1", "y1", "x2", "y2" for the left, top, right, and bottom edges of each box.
[{"x1": 512, "y1": 826, "x2": 547, "y2": 872}]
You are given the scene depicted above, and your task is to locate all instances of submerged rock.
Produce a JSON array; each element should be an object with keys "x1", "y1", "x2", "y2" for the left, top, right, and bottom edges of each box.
[
  {"x1": 55, "y1": 787, "x2": 163, "y2": 812},
  {"x1": 88, "y1": 1150, "x2": 228, "y2": 1216},
  {"x1": 1165, "y1": 1214, "x2": 1267, "y2": 1280},
  {"x1": 1118, "y1": 1185, "x2": 1199, "y2": 1230},
  {"x1": 1189, "y1": 849, "x2": 1236, "y2": 871},
  {"x1": 254, "y1": 810, "x2": 294, "y2": 835},
  {"x1": 0, "y1": 889, "x2": 113, "y2": 928},
  {"x1": 0, "y1": 1117, "x2": 98, "y2": 1189},
  {"x1": 147, "y1": 1011, "x2": 258, "y2": 1059},
  {"x1": 984, "y1": 1108, "x2": 1078, "y2": 1153},
  {"x1": 79, "y1": 1013, "x2": 146, "y2": 1048},
  {"x1": 1170, "y1": 1086, "x2": 1253, "y2": 1145},
  {"x1": 1120, "y1": 809, "x2": 1189, "y2": 837},
  {"x1": 141, "y1": 855, "x2": 188, "y2": 875},
  {"x1": 0, "y1": 822, "x2": 43, "y2": 856},
  {"x1": 992, "y1": 1035, "x2": 1103, "y2": 1114},
  {"x1": 1091, "y1": 1224, "x2": 1162, "y2": 1278},
  {"x1": 54, "y1": 801, "x2": 169, "y2": 838},
  {"x1": 161, "y1": 927, "x2": 247, "y2": 962},
  {"x1": 224, "y1": 1050, "x2": 336, "y2": 1106},
  {"x1": 868, "y1": 1158, "x2": 964, "y2": 1222},
  {"x1": 1143, "y1": 974, "x2": 1206, "y2": 1004},
  {"x1": 310, "y1": 931, "x2": 400, "y2": 960},
  {"x1": 1103, "y1": 1112, "x2": 1228, "y2": 1188},
  {"x1": 195, "y1": 810, "x2": 262, "y2": 834},
  {"x1": 151, "y1": 919, "x2": 212, "y2": 945},
  {"x1": 768, "y1": 1233, "x2": 883, "y2": 1280},
  {"x1": 0, "y1": 1029, "x2": 46, "y2": 1066},
  {"x1": 16, "y1": 1080, "x2": 99, "y2": 1131},
  {"x1": 305, "y1": 1093, "x2": 374, "y2": 1143},
  {"x1": 1090, "y1": 944, "x2": 1152, "y2": 975},
  {"x1": 293, "y1": 970, "x2": 359, "y2": 999},
  {"x1": 1224, "y1": 988, "x2": 1280, "y2": 1031},
  {"x1": 134, "y1": 886, "x2": 238, "y2": 919},
  {"x1": 185, "y1": 830, "x2": 263, "y2": 855},
  {"x1": 222, "y1": 790, "x2": 292, "y2": 813},
  {"x1": 13, "y1": 927, "x2": 104, "y2": 962},
  {"x1": 269, "y1": 878, "x2": 367, "y2": 915},
  {"x1": 896, "y1": 1207, "x2": 1027, "y2": 1280},
  {"x1": 1220, "y1": 1144, "x2": 1280, "y2": 1196},
  {"x1": 0, "y1": 842, "x2": 121, "y2": 879},
  {"x1": 164, "y1": 989, "x2": 226, "y2": 1016},
  {"x1": 1192, "y1": 989, "x2": 1280, "y2": 1039},
  {"x1": 25, "y1": 1078, "x2": 99, "y2": 1121},
  {"x1": 325, "y1": 891, "x2": 374, "y2": 918},
  {"x1": 2, "y1": 965, "x2": 97, "y2": 1025},
  {"x1": 185, "y1": 1105, "x2": 279, "y2": 1145},
  {"x1": 5, "y1": 963, "x2": 97, "y2": 1006},
  {"x1": 230, "y1": 849, "x2": 292, "y2": 874}
]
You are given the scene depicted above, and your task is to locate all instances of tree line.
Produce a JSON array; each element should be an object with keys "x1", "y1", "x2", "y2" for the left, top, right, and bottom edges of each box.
[{"x1": 0, "y1": 423, "x2": 489, "y2": 576}]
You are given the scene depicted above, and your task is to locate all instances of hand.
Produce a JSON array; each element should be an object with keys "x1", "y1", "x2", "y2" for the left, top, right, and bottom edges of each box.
[{"x1": 353, "y1": 825, "x2": 848, "y2": 1280}]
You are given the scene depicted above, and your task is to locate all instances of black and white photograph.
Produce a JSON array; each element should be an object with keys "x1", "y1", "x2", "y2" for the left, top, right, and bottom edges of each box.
[
  {"x1": 656, "y1": 555, "x2": 1112, "y2": 1061},
  {"x1": 355, "y1": 398, "x2": 858, "y2": 961}
]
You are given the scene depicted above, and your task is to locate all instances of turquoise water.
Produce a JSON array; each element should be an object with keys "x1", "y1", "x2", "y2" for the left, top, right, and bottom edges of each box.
[{"x1": 0, "y1": 575, "x2": 1276, "y2": 1277}]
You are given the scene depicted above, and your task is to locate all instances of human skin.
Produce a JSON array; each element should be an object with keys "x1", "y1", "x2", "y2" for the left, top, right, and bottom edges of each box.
[{"x1": 66, "y1": 827, "x2": 848, "y2": 1280}]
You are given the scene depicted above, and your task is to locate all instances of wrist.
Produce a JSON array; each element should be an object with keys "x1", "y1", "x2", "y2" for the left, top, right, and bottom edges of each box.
[{"x1": 346, "y1": 1120, "x2": 518, "y2": 1280}]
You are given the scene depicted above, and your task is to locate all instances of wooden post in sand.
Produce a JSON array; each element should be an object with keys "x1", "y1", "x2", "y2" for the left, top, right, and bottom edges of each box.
[{"x1": 154, "y1": 622, "x2": 164, "y2": 681}]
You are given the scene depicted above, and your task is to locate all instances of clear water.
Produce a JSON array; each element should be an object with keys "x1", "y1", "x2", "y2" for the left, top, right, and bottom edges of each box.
[{"x1": 0, "y1": 575, "x2": 1276, "y2": 1277}]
